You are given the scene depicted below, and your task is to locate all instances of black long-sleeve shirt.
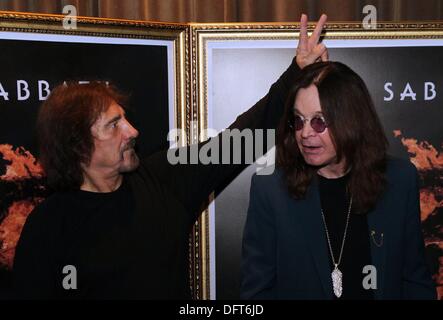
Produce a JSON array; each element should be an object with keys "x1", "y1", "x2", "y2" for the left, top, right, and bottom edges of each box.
[
  {"x1": 12, "y1": 59, "x2": 301, "y2": 299},
  {"x1": 318, "y1": 173, "x2": 374, "y2": 300}
]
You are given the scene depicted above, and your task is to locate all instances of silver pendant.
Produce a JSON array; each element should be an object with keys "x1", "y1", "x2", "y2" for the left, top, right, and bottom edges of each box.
[{"x1": 331, "y1": 265, "x2": 343, "y2": 298}]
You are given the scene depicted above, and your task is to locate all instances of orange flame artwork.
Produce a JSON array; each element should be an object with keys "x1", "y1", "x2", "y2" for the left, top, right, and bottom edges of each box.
[{"x1": 394, "y1": 131, "x2": 443, "y2": 299}]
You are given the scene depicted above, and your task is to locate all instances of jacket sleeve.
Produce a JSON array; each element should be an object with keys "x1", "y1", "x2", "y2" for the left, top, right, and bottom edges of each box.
[
  {"x1": 143, "y1": 58, "x2": 300, "y2": 218},
  {"x1": 401, "y1": 165, "x2": 437, "y2": 299},
  {"x1": 240, "y1": 174, "x2": 277, "y2": 299}
]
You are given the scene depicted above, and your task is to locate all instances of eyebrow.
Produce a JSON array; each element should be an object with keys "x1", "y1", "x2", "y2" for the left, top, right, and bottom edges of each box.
[
  {"x1": 293, "y1": 107, "x2": 323, "y2": 116},
  {"x1": 105, "y1": 114, "x2": 122, "y2": 126}
]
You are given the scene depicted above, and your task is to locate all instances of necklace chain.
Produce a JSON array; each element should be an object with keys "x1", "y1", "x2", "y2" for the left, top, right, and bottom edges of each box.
[{"x1": 321, "y1": 197, "x2": 353, "y2": 267}]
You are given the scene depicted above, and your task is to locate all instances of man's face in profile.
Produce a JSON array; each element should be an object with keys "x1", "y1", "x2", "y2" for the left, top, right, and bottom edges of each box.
[{"x1": 87, "y1": 101, "x2": 140, "y2": 175}]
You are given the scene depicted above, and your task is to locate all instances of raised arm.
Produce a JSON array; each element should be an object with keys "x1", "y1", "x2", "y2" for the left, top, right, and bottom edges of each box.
[{"x1": 143, "y1": 15, "x2": 328, "y2": 219}]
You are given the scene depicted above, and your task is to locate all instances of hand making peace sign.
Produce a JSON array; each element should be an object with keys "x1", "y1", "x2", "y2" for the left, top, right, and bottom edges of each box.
[{"x1": 296, "y1": 14, "x2": 329, "y2": 69}]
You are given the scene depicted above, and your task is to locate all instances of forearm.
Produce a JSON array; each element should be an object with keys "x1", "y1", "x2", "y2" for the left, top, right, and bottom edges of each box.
[
  {"x1": 228, "y1": 57, "x2": 300, "y2": 133},
  {"x1": 144, "y1": 58, "x2": 301, "y2": 217}
]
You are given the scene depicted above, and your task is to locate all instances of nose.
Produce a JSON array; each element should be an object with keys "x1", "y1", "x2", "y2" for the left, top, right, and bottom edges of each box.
[
  {"x1": 300, "y1": 119, "x2": 316, "y2": 138},
  {"x1": 124, "y1": 118, "x2": 139, "y2": 139}
]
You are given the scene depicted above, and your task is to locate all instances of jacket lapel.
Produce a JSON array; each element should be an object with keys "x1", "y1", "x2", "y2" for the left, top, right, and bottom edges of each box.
[{"x1": 290, "y1": 177, "x2": 334, "y2": 299}]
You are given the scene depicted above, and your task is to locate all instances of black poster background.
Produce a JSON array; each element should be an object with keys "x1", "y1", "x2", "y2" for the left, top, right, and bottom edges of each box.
[
  {"x1": 0, "y1": 38, "x2": 170, "y2": 297},
  {"x1": 214, "y1": 46, "x2": 443, "y2": 299}
]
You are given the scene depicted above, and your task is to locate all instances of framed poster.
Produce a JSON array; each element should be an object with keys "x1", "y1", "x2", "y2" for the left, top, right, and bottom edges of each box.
[
  {"x1": 0, "y1": 11, "x2": 188, "y2": 298},
  {"x1": 1, "y1": 13, "x2": 442, "y2": 300},
  {"x1": 190, "y1": 21, "x2": 443, "y2": 299}
]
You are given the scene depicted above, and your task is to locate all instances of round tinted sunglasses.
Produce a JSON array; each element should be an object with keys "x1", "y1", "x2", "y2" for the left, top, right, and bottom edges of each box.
[{"x1": 288, "y1": 114, "x2": 328, "y2": 133}]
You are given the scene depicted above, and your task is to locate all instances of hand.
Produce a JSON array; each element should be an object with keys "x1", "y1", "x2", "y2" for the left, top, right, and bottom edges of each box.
[{"x1": 296, "y1": 14, "x2": 328, "y2": 69}]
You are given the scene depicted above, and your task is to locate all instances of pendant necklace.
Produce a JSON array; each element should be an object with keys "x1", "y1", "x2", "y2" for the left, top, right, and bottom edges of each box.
[{"x1": 321, "y1": 196, "x2": 352, "y2": 298}]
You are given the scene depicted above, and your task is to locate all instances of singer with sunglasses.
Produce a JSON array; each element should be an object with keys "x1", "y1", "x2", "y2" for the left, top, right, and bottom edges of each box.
[{"x1": 241, "y1": 61, "x2": 437, "y2": 300}]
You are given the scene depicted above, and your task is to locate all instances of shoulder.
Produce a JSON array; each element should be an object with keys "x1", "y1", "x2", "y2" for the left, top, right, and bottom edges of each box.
[
  {"x1": 135, "y1": 150, "x2": 171, "y2": 181},
  {"x1": 251, "y1": 166, "x2": 284, "y2": 185},
  {"x1": 24, "y1": 192, "x2": 70, "y2": 229},
  {"x1": 385, "y1": 156, "x2": 418, "y2": 185},
  {"x1": 250, "y1": 166, "x2": 287, "y2": 198},
  {"x1": 15, "y1": 193, "x2": 70, "y2": 255}
]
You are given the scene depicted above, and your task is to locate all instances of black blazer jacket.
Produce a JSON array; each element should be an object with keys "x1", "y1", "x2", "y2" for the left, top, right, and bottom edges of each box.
[{"x1": 241, "y1": 158, "x2": 436, "y2": 299}]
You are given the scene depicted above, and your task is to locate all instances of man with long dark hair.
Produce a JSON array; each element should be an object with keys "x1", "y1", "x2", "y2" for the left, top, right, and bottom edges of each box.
[
  {"x1": 13, "y1": 15, "x2": 328, "y2": 299},
  {"x1": 241, "y1": 61, "x2": 436, "y2": 299}
]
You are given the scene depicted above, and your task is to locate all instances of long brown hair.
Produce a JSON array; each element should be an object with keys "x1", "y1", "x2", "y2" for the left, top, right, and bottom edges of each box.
[
  {"x1": 276, "y1": 61, "x2": 388, "y2": 213},
  {"x1": 37, "y1": 82, "x2": 127, "y2": 191}
]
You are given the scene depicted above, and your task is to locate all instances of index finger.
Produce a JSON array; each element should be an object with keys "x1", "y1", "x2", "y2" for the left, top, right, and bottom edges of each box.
[{"x1": 298, "y1": 14, "x2": 308, "y2": 50}]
